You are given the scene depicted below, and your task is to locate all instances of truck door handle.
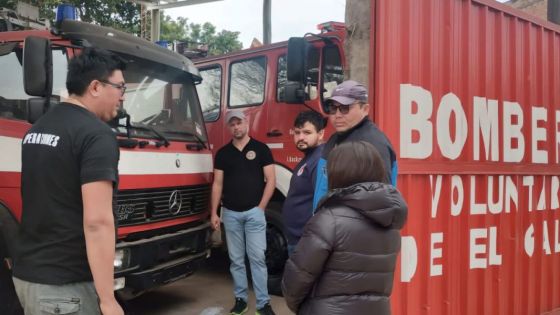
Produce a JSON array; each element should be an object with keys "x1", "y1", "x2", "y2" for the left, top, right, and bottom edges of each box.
[{"x1": 266, "y1": 130, "x2": 283, "y2": 137}]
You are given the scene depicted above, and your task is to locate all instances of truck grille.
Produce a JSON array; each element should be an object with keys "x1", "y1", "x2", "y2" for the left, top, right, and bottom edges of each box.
[{"x1": 115, "y1": 185, "x2": 210, "y2": 226}]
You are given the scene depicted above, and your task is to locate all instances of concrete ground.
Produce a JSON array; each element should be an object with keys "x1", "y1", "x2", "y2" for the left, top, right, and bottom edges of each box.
[{"x1": 124, "y1": 250, "x2": 293, "y2": 315}]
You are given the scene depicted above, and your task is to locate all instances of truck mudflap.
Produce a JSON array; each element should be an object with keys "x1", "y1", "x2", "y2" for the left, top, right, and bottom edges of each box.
[{"x1": 115, "y1": 222, "x2": 211, "y2": 291}]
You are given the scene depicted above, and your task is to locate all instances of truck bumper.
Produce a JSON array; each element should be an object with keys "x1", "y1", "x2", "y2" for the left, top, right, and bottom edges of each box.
[{"x1": 115, "y1": 222, "x2": 211, "y2": 291}]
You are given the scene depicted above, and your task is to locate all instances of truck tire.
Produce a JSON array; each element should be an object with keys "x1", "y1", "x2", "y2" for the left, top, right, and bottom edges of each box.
[
  {"x1": 0, "y1": 206, "x2": 23, "y2": 315},
  {"x1": 265, "y1": 202, "x2": 287, "y2": 296}
]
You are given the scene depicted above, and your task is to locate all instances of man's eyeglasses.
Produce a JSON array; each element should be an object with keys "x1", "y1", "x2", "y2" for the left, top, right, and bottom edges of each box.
[
  {"x1": 326, "y1": 103, "x2": 353, "y2": 115},
  {"x1": 99, "y1": 80, "x2": 127, "y2": 96}
]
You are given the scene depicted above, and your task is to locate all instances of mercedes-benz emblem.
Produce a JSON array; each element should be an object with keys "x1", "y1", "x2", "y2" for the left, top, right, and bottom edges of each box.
[{"x1": 168, "y1": 190, "x2": 183, "y2": 215}]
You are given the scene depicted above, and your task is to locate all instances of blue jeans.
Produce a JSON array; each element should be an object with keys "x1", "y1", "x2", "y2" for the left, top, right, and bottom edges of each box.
[{"x1": 222, "y1": 207, "x2": 269, "y2": 309}]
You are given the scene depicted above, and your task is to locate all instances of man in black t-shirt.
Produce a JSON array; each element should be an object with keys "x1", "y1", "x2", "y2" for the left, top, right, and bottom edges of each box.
[
  {"x1": 210, "y1": 110, "x2": 276, "y2": 315},
  {"x1": 12, "y1": 48, "x2": 126, "y2": 315}
]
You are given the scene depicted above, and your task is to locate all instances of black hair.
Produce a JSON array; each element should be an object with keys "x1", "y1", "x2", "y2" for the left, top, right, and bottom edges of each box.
[
  {"x1": 328, "y1": 141, "x2": 388, "y2": 190},
  {"x1": 293, "y1": 110, "x2": 326, "y2": 132},
  {"x1": 66, "y1": 48, "x2": 127, "y2": 96}
]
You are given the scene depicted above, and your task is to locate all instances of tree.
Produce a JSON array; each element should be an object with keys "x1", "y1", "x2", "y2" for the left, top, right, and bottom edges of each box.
[
  {"x1": 0, "y1": 0, "x2": 140, "y2": 35},
  {"x1": 161, "y1": 15, "x2": 242, "y2": 55},
  {"x1": 0, "y1": 1, "x2": 242, "y2": 55},
  {"x1": 160, "y1": 15, "x2": 189, "y2": 41}
]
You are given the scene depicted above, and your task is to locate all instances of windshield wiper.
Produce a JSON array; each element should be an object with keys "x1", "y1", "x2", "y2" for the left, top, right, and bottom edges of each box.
[
  {"x1": 110, "y1": 109, "x2": 170, "y2": 148},
  {"x1": 163, "y1": 130, "x2": 207, "y2": 150},
  {"x1": 128, "y1": 123, "x2": 170, "y2": 147}
]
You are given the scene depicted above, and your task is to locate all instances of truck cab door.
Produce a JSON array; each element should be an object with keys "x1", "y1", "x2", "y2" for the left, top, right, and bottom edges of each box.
[
  {"x1": 266, "y1": 50, "x2": 322, "y2": 167},
  {"x1": 197, "y1": 64, "x2": 224, "y2": 152}
]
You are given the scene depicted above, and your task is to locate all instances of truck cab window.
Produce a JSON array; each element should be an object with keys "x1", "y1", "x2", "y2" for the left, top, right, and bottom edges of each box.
[
  {"x1": 228, "y1": 56, "x2": 266, "y2": 107},
  {"x1": 0, "y1": 47, "x2": 68, "y2": 120},
  {"x1": 321, "y1": 45, "x2": 344, "y2": 101},
  {"x1": 277, "y1": 49, "x2": 319, "y2": 102},
  {"x1": 276, "y1": 55, "x2": 287, "y2": 101},
  {"x1": 197, "y1": 66, "x2": 222, "y2": 122}
]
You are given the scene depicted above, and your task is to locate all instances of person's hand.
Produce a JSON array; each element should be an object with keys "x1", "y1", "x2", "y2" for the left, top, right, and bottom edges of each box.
[
  {"x1": 211, "y1": 213, "x2": 221, "y2": 231},
  {"x1": 100, "y1": 298, "x2": 124, "y2": 315}
]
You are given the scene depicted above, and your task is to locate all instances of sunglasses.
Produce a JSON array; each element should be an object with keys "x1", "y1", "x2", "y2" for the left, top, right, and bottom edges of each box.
[
  {"x1": 100, "y1": 80, "x2": 127, "y2": 96},
  {"x1": 326, "y1": 103, "x2": 353, "y2": 115}
]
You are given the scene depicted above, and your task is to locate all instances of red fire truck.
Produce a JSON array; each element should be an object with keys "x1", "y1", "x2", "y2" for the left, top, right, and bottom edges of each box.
[
  {"x1": 195, "y1": 0, "x2": 560, "y2": 313},
  {"x1": 0, "y1": 17, "x2": 213, "y2": 314}
]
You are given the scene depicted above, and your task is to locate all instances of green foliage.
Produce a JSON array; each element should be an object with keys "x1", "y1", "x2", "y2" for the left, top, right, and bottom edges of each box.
[
  {"x1": 161, "y1": 14, "x2": 242, "y2": 55},
  {"x1": 1, "y1": 1, "x2": 242, "y2": 55},
  {"x1": 160, "y1": 15, "x2": 189, "y2": 41},
  {"x1": 1, "y1": 0, "x2": 140, "y2": 35}
]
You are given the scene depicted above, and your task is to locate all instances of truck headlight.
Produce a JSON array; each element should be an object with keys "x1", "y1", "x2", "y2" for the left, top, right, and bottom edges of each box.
[{"x1": 114, "y1": 248, "x2": 130, "y2": 271}]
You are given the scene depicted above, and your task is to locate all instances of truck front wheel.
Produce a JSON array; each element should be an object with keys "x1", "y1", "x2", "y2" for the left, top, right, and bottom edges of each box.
[{"x1": 265, "y1": 202, "x2": 287, "y2": 296}]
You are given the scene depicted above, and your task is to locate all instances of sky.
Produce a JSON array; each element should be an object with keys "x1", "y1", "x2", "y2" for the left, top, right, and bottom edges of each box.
[
  {"x1": 167, "y1": 0, "x2": 509, "y2": 49},
  {"x1": 166, "y1": 0, "x2": 346, "y2": 48}
]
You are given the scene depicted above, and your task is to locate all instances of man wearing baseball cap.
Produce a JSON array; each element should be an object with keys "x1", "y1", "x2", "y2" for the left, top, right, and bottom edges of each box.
[
  {"x1": 312, "y1": 80, "x2": 397, "y2": 209},
  {"x1": 210, "y1": 109, "x2": 276, "y2": 315}
]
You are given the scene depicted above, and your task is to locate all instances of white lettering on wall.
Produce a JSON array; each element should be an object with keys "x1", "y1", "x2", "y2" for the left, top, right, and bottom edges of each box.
[
  {"x1": 470, "y1": 176, "x2": 487, "y2": 215},
  {"x1": 399, "y1": 84, "x2": 558, "y2": 165},
  {"x1": 400, "y1": 236, "x2": 418, "y2": 283},
  {"x1": 505, "y1": 176, "x2": 519, "y2": 213},
  {"x1": 503, "y1": 101, "x2": 525, "y2": 163},
  {"x1": 552, "y1": 176, "x2": 560, "y2": 210},
  {"x1": 525, "y1": 224, "x2": 535, "y2": 257},
  {"x1": 431, "y1": 175, "x2": 442, "y2": 218},
  {"x1": 437, "y1": 93, "x2": 468, "y2": 160},
  {"x1": 400, "y1": 84, "x2": 433, "y2": 159},
  {"x1": 488, "y1": 227, "x2": 502, "y2": 266},
  {"x1": 537, "y1": 176, "x2": 547, "y2": 211},
  {"x1": 473, "y1": 97, "x2": 499, "y2": 161},
  {"x1": 523, "y1": 176, "x2": 535, "y2": 212},
  {"x1": 531, "y1": 106, "x2": 548, "y2": 163},
  {"x1": 556, "y1": 110, "x2": 560, "y2": 163},
  {"x1": 555, "y1": 220, "x2": 560, "y2": 253},
  {"x1": 488, "y1": 176, "x2": 504, "y2": 214},
  {"x1": 470, "y1": 228, "x2": 488, "y2": 269},
  {"x1": 451, "y1": 175, "x2": 464, "y2": 216},
  {"x1": 470, "y1": 227, "x2": 502, "y2": 269},
  {"x1": 543, "y1": 220, "x2": 552, "y2": 255},
  {"x1": 430, "y1": 232, "x2": 443, "y2": 276}
]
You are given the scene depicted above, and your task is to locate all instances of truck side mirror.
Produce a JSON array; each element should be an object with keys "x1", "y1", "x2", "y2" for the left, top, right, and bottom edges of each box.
[
  {"x1": 285, "y1": 37, "x2": 310, "y2": 104},
  {"x1": 23, "y1": 36, "x2": 53, "y2": 123},
  {"x1": 23, "y1": 36, "x2": 53, "y2": 97},
  {"x1": 286, "y1": 37, "x2": 309, "y2": 83},
  {"x1": 283, "y1": 81, "x2": 305, "y2": 104}
]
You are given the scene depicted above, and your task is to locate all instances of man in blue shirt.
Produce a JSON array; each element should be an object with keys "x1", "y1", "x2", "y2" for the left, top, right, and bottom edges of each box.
[
  {"x1": 282, "y1": 111, "x2": 325, "y2": 255},
  {"x1": 313, "y1": 80, "x2": 397, "y2": 209}
]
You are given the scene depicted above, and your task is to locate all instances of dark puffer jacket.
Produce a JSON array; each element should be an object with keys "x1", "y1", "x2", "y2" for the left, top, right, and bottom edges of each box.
[{"x1": 281, "y1": 182, "x2": 408, "y2": 315}]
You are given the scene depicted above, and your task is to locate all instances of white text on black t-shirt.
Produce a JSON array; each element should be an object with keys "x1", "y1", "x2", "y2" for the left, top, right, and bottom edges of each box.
[{"x1": 22, "y1": 132, "x2": 60, "y2": 147}]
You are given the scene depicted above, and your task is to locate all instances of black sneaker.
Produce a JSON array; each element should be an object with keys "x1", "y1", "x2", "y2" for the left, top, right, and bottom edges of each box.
[
  {"x1": 230, "y1": 298, "x2": 248, "y2": 315},
  {"x1": 256, "y1": 303, "x2": 275, "y2": 315}
]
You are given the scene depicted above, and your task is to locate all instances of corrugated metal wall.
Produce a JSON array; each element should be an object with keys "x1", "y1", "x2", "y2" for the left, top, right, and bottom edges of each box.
[{"x1": 372, "y1": 0, "x2": 560, "y2": 314}]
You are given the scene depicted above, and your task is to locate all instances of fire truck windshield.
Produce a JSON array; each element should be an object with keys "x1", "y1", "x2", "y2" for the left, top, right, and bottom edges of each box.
[{"x1": 115, "y1": 56, "x2": 207, "y2": 143}]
